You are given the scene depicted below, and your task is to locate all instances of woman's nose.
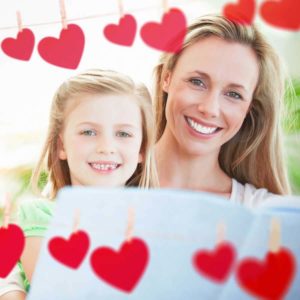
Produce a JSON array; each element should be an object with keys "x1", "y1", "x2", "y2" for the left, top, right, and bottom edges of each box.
[{"x1": 197, "y1": 91, "x2": 220, "y2": 118}]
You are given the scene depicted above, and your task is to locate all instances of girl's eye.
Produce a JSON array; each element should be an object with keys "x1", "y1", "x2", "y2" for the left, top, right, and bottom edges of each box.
[
  {"x1": 189, "y1": 78, "x2": 205, "y2": 87},
  {"x1": 116, "y1": 131, "x2": 131, "y2": 138},
  {"x1": 226, "y1": 91, "x2": 243, "y2": 100},
  {"x1": 81, "y1": 129, "x2": 96, "y2": 136}
]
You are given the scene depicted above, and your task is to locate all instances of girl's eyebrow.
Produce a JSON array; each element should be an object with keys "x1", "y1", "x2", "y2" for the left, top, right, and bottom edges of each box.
[{"x1": 77, "y1": 122, "x2": 139, "y2": 129}]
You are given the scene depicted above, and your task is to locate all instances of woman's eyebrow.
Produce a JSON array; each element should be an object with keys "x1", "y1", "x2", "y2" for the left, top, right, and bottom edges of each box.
[
  {"x1": 227, "y1": 83, "x2": 248, "y2": 93},
  {"x1": 190, "y1": 70, "x2": 210, "y2": 79}
]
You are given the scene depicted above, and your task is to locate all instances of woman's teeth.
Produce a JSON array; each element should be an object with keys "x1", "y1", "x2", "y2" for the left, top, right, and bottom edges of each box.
[
  {"x1": 187, "y1": 117, "x2": 218, "y2": 134},
  {"x1": 90, "y1": 163, "x2": 118, "y2": 171}
]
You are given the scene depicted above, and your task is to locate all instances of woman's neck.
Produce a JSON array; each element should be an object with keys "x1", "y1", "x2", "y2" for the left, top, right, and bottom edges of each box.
[{"x1": 155, "y1": 129, "x2": 232, "y2": 195}]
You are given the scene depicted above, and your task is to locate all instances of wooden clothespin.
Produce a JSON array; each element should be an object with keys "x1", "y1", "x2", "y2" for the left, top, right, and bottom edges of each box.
[
  {"x1": 117, "y1": 0, "x2": 124, "y2": 18},
  {"x1": 269, "y1": 217, "x2": 281, "y2": 253},
  {"x1": 72, "y1": 209, "x2": 80, "y2": 233},
  {"x1": 16, "y1": 11, "x2": 23, "y2": 32},
  {"x1": 162, "y1": 0, "x2": 169, "y2": 13},
  {"x1": 59, "y1": 0, "x2": 68, "y2": 29},
  {"x1": 3, "y1": 194, "x2": 12, "y2": 229},
  {"x1": 125, "y1": 207, "x2": 135, "y2": 242},
  {"x1": 216, "y1": 221, "x2": 226, "y2": 245}
]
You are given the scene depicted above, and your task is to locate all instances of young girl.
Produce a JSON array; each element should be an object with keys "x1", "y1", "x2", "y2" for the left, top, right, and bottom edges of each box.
[{"x1": 0, "y1": 69, "x2": 158, "y2": 299}]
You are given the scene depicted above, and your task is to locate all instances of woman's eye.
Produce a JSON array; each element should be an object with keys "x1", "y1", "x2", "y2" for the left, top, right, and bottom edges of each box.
[
  {"x1": 189, "y1": 78, "x2": 205, "y2": 87},
  {"x1": 81, "y1": 129, "x2": 96, "y2": 136},
  {"x1": 116, "y1": 131, "x2": 131, "y2": 138},
  {"x1": 227, "y1": 91, "x2": 243, "y2": 100}
]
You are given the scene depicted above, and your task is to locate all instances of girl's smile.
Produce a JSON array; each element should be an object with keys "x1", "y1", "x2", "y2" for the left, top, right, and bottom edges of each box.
[{"x1": 88, "y1": 161, "x2": 121, "y2": 173}]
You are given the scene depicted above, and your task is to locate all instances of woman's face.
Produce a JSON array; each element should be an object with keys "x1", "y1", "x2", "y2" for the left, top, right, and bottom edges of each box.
[{"x1": 162, "y1": 36, "x2": 259, "y2": 157}]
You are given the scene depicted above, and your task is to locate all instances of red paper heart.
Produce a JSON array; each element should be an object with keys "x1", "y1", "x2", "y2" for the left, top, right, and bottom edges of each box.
[
  {"x1": 1, "y1": 28, "x2": 35, "y2": 61},
  {"x1": 260, "y1": 0, "x2": 300, "y2": 31},
  {"x1": 193, "y1": 242, "x2": 236, "y2": 283},
  {"x1": 0, "y1": 224, "x2": 25, "y2": 278},
  {"x1": 236, "y1": 248, "x2": 295, "y2": 299},
  {"x1": 223, "y1": 0, "x2": 256, "y2": 25},
  {"x1": 90, "y1": 238, "x2": 149, "y2": 293},
  {"x1": 38, "y1": 24, "x2": 85, "y2": 69},
  {"x1": 48, "y1": 230, "x2": 90, "y2": 269},
  {"x1": 104, "y1": 14, "x2": 137, "y2": 46},
  {"x1": 140, "y1": 8, "x2": 187, "y2": 53}
]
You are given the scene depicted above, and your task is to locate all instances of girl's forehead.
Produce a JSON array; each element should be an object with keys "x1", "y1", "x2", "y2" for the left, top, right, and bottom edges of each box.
[
  {"x1": 64, "y1": 93, "x2": 142, "y2": 126},
  {"x1": 64, "y1": 92, "x2": 140, "y2": 114}
]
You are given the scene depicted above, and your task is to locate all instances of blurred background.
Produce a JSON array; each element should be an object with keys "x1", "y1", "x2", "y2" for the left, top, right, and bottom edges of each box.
[{"x1": 0, "y1": 0, "x2": 299, "y2": 219}]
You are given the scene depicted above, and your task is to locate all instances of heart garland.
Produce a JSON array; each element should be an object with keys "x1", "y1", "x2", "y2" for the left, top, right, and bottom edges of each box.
[
  {"x1": 1, "y1": 28, "x2": 35, "y2": 61},
  {"x1": 90, "y1": 237, "x2": 149, "y2": 293},
  {"x1": 38, "y1": 24, "x2": 85, "y2": 69},
  {"x1": 236, "y1": 247, "x2": 296, "y2": 299},
  {"x1": 0, "y1": 224, "x2": 25, "y2": 278},
  {"x1": 140, "y1": 8, "x2": 187, "y2": 53},
  {"x1": 0, "y1": 223, "x2": 297, "y2": 298},
  {"x1": 104, "y1": 14, "x2": 137, "y2": 47},
  {"x1": 193, "y1": 241, "x2": 236, "y2": 283},
  {"x1": 260, "y1": 0, "x2": 300, "y2": 31},
  {"x1": 1, "y1": 4, "x2": 299, "y2": 68},
  {"x1": 223, "y1": 0, "x2": 256, "y2": 25},
  {"x1": 48, "y1": 230, "x2": 90, "y2": 269}
]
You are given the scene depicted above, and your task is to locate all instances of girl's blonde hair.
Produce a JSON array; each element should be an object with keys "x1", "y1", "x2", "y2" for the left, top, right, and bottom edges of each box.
[
  {"x1": 154, "y1": 14, "x2": 290, "y2": 194},
  {"x1": 32, "y1": 69, "x2": 158, "y2": 199}
]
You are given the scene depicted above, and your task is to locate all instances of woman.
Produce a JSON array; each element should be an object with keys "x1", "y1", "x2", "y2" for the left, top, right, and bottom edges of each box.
[{"x1": 154, "y1": 14, "x2": 290, "y2": 206}]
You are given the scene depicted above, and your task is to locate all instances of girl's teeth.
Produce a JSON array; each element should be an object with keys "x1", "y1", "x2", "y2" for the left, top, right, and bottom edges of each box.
[
  {"x1": 91, "y1": 163, "x2": 118, "y2": 170},
  {"x1": 187, "y1": 118, "x2": 218, "y2": 134}
]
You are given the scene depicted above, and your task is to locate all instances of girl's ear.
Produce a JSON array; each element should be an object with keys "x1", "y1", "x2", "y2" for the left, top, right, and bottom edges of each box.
[
  {"x1": 162, "y1": 71, "x2": 171, "y2": 93},
  {"x1": 57, "y1": 135, "x2": 67, "y2": 160}
]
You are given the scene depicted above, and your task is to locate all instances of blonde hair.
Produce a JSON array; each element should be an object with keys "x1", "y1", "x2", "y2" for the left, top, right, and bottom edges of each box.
[
  {"x1": 154, "y1": 14, "x2": 290, "y2": 194},
  {"x1": 32, "y1": 69, "x2": 158, "y2": 199}
]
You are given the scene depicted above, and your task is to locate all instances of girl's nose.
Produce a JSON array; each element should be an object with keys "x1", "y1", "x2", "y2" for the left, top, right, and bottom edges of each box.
[
  {"x1": 197, "y1": 91, "x2": 220, "y2": 118},
  {"x1": 96, "y1": 136, "x2": 116, "y2": 154}
]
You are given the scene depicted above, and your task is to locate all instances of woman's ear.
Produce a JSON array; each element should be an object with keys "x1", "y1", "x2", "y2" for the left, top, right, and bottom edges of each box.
[
  {"x1": 57, "y1": 135, "x2": 67, "y2": 160},
  {"x1": 162, "y1": 71, "x2": 171, "y2": 93},
  {"x1": 138, "y1": 152, "x2": 144, "y2": 163}
]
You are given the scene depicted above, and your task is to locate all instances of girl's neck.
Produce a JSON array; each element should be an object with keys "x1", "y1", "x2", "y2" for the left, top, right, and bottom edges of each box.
[{"x1": 155, "y1": 129, "x2": 232, "y2": 196}]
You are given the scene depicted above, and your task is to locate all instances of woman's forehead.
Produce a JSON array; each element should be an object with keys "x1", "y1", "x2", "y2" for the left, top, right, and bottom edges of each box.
[{"x1": 173, "y1": 36, "x2": 259, "y2": 88}]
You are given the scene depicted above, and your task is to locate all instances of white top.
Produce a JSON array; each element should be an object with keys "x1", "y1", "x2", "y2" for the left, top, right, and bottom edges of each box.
[
  {"x1": 230, "y1": 178, "x2": 281, "y2": 209},
  {"x1": 0, "y1": 179, "x2": 281, "y2": 296},
  {"x1": 0, "y1": 265, "x2": 26, "y2": 296}
]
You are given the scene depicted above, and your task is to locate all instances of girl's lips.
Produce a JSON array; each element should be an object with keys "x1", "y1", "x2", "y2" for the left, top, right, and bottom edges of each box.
[{"x1": 89, "y1": 162, "x2": 121, "y2": 173}]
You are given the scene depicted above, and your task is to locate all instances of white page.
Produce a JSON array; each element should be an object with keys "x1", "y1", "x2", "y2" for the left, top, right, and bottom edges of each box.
[{"x1": 27, "y1": 187, "x2": 299, "y2": 300}]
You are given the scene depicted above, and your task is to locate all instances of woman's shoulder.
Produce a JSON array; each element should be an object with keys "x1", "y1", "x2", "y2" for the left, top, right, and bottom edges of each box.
[
  {"x1": 17, "y1": 196, "x2": 55, "y2": 237},
  {"x1": 231, "y1": 178, "x2": 282, "y2": 209}
]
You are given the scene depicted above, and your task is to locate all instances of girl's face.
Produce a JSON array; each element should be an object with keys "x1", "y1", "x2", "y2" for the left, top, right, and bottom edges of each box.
[
  {"x1": 58, "y1": 93, "x2": 143, "y2": 187},
  {"x1": 162, "y1": 36, "x2": 259, "y2": 157}
]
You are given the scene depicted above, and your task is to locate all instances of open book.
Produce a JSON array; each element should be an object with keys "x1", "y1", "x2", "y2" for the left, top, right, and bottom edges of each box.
[{"x1": 27, "y1": 187, "x2": 300, "y2": 300}]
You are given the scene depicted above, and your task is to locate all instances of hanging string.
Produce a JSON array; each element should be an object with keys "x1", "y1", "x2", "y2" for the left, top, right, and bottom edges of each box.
[{"x1": 0, "y1": 0, "x2": 199, "y2": 31}]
